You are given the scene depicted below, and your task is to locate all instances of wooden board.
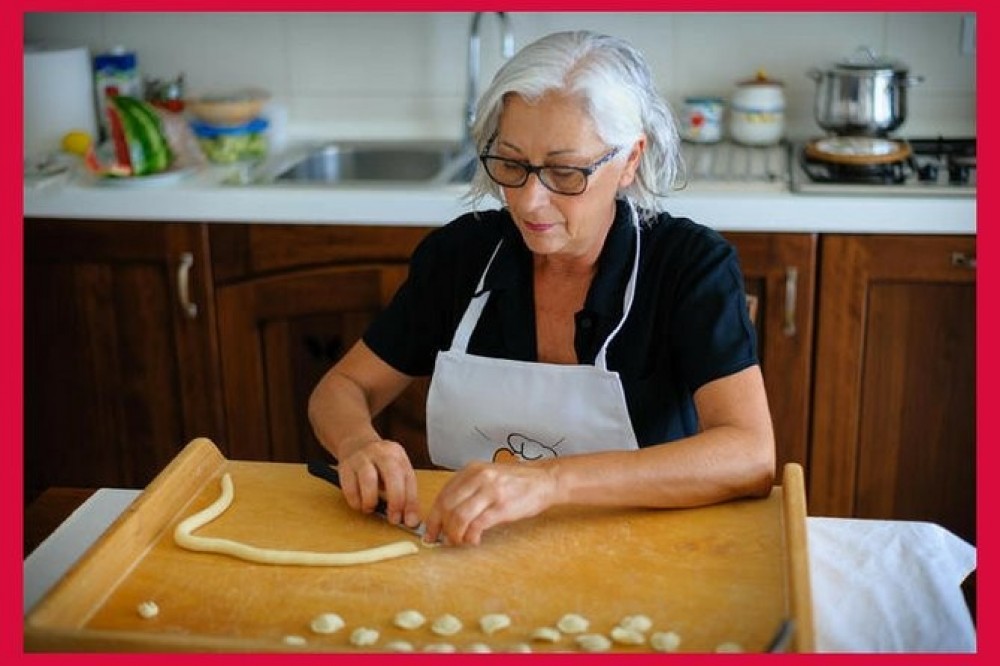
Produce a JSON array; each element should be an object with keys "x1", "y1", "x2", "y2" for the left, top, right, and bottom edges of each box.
[{"x1": 25, "y1": 438, "x2": 814, "y2": 653}]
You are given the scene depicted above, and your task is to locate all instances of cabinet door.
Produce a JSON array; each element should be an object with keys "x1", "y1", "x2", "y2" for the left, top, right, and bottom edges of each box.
[
  {"x1": 216, "y1": 264, "x2": 432, "y2": 466},
  {"x1": 24, "y1": 220, "x2": 223, "y2": 501},
  {"x1": 810, "y1": 235, "x2": 976, "y2": 543},
  {"x1": 723, "y1": 233, "x2": 817, "y2": 473}
]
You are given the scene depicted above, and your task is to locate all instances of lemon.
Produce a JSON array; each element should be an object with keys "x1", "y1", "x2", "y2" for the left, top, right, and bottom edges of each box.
[{"x1": 61, "y1": 130, "x2": 93, "y2": 156}]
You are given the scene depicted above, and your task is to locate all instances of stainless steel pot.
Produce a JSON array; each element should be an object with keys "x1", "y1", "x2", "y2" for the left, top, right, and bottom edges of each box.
[{"x1": 808, "y1": 47, "x2": 923, "y2": 136}]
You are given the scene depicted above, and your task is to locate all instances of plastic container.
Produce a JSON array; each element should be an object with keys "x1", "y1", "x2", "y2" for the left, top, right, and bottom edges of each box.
[
  {"x1": 93, "y1": 47, "x2": 142, "y2": 141},
  {"x1": 190, "y1": 117, "x2": 269, "y2": 163}
]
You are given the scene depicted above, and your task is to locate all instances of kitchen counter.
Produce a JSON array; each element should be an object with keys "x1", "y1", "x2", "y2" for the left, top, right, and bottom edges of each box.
[
  {"x1": 24, "y1": 487, "x2": 976, "y2": 653},
  {"x1": 23, "y1": 161, "x2": 976, "y2": 235}
]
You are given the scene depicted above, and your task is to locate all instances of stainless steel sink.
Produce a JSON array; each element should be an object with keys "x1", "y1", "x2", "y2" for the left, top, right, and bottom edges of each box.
[{"x1": 260, "y1": 141, "x2": 477, "y2": 186}]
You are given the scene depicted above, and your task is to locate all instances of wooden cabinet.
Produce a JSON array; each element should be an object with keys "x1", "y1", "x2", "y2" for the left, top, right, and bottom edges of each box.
[
  {"x1": 210, "y1": 224, "x2": 435, "y2": 467},
  {"x1": 809, "y1": 235, "x2": 976, "y2": 544},
  {"x1": 24, "y1": 218, "x2": 974, "y2": 545},
  {"x1": 24, "y1": 220, "x2": 224, "y2": 502},
  {"x1": 724, "y1": 233, "x2": 817, "y2": 473}
]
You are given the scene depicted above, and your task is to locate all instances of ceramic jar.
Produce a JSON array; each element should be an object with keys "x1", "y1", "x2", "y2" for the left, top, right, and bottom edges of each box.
[
  {"x1": 680, "y1": 96, "x2": 725, "y2": 143},
  {"x1": 729, "y1": 70, "x2": 786, "y2": 146}
]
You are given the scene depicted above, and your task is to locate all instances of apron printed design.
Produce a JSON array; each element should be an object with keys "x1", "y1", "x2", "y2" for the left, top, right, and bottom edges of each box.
[
  {"x1": 474, "y1": 427, "x2": 564, "y2": 463},
  {"x1": 426, "y1": 202, "x2": 643, "y2": 469}
]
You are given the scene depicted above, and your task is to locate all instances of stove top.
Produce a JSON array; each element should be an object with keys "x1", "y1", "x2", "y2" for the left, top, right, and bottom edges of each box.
[{"x1": 790, "y1": 136, "x2": 976, "y2": 197}]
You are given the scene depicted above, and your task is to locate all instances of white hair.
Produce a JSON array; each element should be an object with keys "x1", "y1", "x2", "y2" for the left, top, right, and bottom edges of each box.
[{"x1": 465, "y1": 30, "x2": 682, "y2": 220}]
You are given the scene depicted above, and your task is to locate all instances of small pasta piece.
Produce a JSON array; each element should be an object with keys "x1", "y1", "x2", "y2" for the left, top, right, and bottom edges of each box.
[
  {"x1": 349, "y1": 627, "x2": 379, "y2": 647},
  {"x1": 393, "y1": 609, "x2": 427, "y2": 630},
  {"x1": 282, "y1": 635, "x2": 307, "y2": 646},
  {"x1": 507, "y1": 643, "x2": 532, "y2": 653},
  {"x1": 431, "y1": 613, "x2": 463, "y2": 636},
  {"x1": 715, "y1": 641, "x2": 744, "y2": 653},
  {"x1": 556, "y1": 613, "x2": 590, "y2": 634},
  {"x1": 575, "y1": 633, "x2": 611, "y2": 652},
  {"x1": 423, "y1": 643, "x2": 457, "y2": 653},
  {"x1": 384, "y1": 640, "x2": 415, "y2": 652},
  {"x1": 531, "y1": 626, "x2": 562, "y2": 642},
  {"x1": 466, "y1": 642, "x2": 493, "y2": 653},
  {"x1": 479, "y1": 612, "x2": 512, "y2": 635},
  {"x1": 610, "y1": 626, "x2": 645, "y2": 645},
  {"x1": 309, "y1": 612, "x2": 345, "y2": 634},
  {"x1": 618, "y1": 614, "x2": 653, "y2": 633},
  {"x1": 136, "y1": 600, "x2": 159, "y2": 619},
  {"x1": 650, "y1": 631, "x2": 682, "y2": 653}
]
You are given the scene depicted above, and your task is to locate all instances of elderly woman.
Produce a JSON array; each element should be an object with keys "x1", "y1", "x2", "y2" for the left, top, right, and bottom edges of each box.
[{"x1": 308, "y1": 30, "x2": 775, "y2": 546}]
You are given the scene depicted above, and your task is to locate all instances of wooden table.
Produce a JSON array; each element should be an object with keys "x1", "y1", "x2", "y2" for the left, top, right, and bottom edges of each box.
[{"x1": 24, "y1": 438, "x2": 813, "y2": 653}]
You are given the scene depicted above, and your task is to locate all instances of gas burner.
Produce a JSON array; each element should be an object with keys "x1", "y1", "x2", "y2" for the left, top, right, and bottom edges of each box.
[
  {"x1": 801, "y1": 137, "x2": 912, "y2": 184},
  {"x1": 791, "y1": 136, "x2": 975, "y2": 196}
]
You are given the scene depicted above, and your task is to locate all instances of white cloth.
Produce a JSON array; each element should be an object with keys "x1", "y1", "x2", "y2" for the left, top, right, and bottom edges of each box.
[
  {"x1": 807, "y1": 517, "x2": 976, "y2": 652},
  {"x1": 427, "y1": 207, "x2": 641, "y2": 469}
]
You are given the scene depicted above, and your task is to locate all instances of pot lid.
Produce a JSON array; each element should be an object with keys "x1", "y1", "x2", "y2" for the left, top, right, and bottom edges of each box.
[
  {"x1": 738, "y1": 68, "x2": 784, "y2": 87},
  {"x1": 835, "y1": 46, "x2": 906, "y2": 72}
]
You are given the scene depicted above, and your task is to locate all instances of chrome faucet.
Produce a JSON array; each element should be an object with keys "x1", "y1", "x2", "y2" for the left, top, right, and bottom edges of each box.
[{"x1": 465, "y1": 12, "x2": 514, "y2": 148}]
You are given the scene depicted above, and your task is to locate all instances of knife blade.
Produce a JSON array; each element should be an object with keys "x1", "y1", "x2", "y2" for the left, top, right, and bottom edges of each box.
[{"x1": 306, "y1": 459, "x2": 430, "y2": 541}]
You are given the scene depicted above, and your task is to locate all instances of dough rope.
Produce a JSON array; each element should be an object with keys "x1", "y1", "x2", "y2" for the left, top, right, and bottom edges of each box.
[{"x1": 173, "y1": 473, "x2": 419, "y2": 566}]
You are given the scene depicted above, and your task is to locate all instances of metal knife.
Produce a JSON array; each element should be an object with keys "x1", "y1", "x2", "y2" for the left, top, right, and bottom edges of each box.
[{"x1": 306, "y1": 459, "x2": 430, "y2": 541}]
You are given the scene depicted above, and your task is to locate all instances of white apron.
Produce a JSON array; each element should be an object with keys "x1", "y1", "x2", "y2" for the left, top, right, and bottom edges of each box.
[{"x1": 426, "y1": 205, "x2": 641, "y2": 469}]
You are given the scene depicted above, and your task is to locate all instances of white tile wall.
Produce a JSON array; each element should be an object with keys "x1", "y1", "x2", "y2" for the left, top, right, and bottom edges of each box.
[{"x1": 24, "y1": 11, "x2": 976, "y2": 141}]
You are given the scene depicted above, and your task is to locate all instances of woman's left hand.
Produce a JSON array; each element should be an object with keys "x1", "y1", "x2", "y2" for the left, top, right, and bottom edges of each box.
[{"x1": 422, "y1": 461, "x2": 560, "y2": 546}]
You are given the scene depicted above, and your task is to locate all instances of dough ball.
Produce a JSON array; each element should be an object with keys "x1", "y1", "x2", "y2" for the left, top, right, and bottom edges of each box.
[
  {"x1": 556, "y1": 613, "x2": 590, "y2": 634},
  {"x1": 650, "y1": 630, "x2": 682, "y2": 653},
  {"x1": 309, "y1": 612, "x2": 345, "y2": 634},
  {"x1": 531, "y1": 626, "x2": 562, "y2": 642},
  {"x1": 618, "y1": 614, "x2": 653, "y2": 633},
  {"x1": 384, "y1": 640, "x2": 414, "y2": 652},
  {"x1": 282, "y1": 634, "x2": 307, "y2": 646},
  {"x1": 610, "y1": 626, "x2": 645, "y2": 645},
  {"x1": 466, "y1": 642, "x2": 493, "y2": 653},
  {"x1": 136, "y1": 600, "x2": 159, "y2": 619},
  {"x1": 393, "y1": 609, "x2": 427, "y2": 630},
  {"x1": 715, "y1": 641, "x2": 744, "y2": 653},
  {"x1": 574, "y1": 633, "x2": 611, "y2": 652},
  {"x1": 423, "y1": 643, "x2": 457, "y2": 653},
  {"x1": 431, "y1": 613, "x2": 463, "y2": 636},
  {"x1": 349, "y1": 627, "x2": 379, "y2": 647},
  {"x1": 479, "y1": 612, "x2": 512, "y2": 635}
]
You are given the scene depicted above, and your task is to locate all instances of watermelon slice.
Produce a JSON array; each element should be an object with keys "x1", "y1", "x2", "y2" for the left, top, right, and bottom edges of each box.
[{"x1": 85, "y1": 96, "x2": 174, "y2": 178}]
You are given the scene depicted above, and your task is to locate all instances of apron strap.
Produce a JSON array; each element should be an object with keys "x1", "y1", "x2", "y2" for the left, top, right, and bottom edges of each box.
[
  {"x1": 595, "y1": 200, "x2": 641, "y2": 370},
  {"x1": 450, "y1": 239, "x2": 504, "y2": 353},
  {"x1": 451, "y1": 200, "x2": 640, "y2": 365}
]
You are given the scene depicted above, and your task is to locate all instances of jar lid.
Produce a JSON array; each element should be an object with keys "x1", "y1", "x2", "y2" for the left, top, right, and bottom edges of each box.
[
  {"x1": 737, "y1": 69, "x2": 784, "y2": 87},
  {"x1": 190, "y1": 117, "x2": 269, "y2": 137}
]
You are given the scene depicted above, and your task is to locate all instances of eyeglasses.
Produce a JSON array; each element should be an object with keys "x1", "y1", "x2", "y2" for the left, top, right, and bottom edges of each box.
[{"x1": 479, "y1": 143, "x2": 622, "y2": 196}]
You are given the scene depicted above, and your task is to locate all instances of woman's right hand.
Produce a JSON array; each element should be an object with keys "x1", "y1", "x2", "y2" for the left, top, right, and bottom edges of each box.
[{"x1": 335, "y1": 439, "x2": 422, "y2": 529}]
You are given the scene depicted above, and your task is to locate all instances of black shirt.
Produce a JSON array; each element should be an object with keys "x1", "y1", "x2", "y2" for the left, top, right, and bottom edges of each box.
[{"x1": 364, "y1": 199, "x2": 758, "y2": 446}]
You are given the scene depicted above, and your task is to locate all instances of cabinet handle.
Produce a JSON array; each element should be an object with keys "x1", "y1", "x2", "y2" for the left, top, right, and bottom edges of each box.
[
  {"x1": 177, "y1": 252, "x2": 198, "y2": 319},
  {"x1": 783, "y1": 266, "x2": 798, "y2": 337},
  {"x1": 951, "y1": 252, "x2": 976, "y2": 269}
]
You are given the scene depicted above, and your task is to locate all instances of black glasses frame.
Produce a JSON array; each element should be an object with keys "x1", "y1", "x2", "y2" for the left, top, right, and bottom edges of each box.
[{"x1": 479, "y1": 142, "x2": 622, "y2": 196}]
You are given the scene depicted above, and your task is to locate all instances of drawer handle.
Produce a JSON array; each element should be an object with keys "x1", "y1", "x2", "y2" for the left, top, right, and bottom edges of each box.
[
  {"x1": 177, "y1": 252, "x2": 198, "y2": 319},
  {"x1": 951, "y1": 252, "x2": 976, "y2": 269},
  {"x1": 783, "y1": 266, "x2": 798, "y2": 337}
]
